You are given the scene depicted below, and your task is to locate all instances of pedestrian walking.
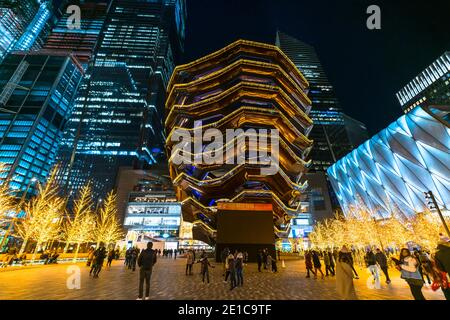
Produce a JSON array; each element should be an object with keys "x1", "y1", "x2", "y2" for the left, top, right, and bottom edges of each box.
[
  {"x1": 311, "y1": 250, "x2": 324, "y2": 279},
  {"x1": 130, "y1": 247, "x2": 138, "y2": 271},
  {"x1": 224, "y1": 252, "x2": 237, "y2": 290},
  {"x1": 235, "y1": 251, "x2": 244, "y2": 286},
  {"x1": 375, "y1": 248, "x2": 391, "y2": 284},
  {"x1": 185, "y1": 250, "x2": 194, "y2": 275},
  {"x1": 336, "y1": 246, "x2": 358, "y2": 300},
  {"x1": 262, "y1": 249, "x2": 268, "y2": 270},
  {"x1": 221, "y1": 247, "x2": 229, "y2": 277},
  {"x1": 365, "y1": 248, "x2": 380, "y2": 288},
  {"x1": 107, "y1": 249, "x2": 115, "y2": 268},
  {"x1": 198, "y1": 251, "x2": 215, "y2": 284},
  {"x1": 304, "y1": 250, "x2": 316, "y2": 278},
  {"x1": 392, "y1": 248, "x2": 426, "y2": 300},
  {"x1": 271, "y1": 255, "x2": 278, "y2": 273},
  {"x1": 90, "y1": 243, "x2": 107, "y2": 278},
  {"x1": 418, "y1": 250, "x2": 432, "y2": 285},
  {"x1": 86, "y1": 247, "x2": 95, "y2": 267},
  {"x1": 256, "y1": 249, "x2": 263, "y2": 272},
  {"x1": 324, "y1": 249, "x2": 334, "y2": 276},
  {"x1": 136, "y1": 242, "x2": 157, "y2": 300}
]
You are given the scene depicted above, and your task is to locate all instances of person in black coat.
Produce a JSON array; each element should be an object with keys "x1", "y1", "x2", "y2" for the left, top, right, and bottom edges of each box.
[
  {"x1": 137, "y1": 242, "x2": 157, "y2": 300},
  {"x1": 256, "y1": 249, "x2": 263, "y2": 272},
  {"x1": 90, "y1": 243, "x2": 107, "y2": 278},
  {"x1": 312, "y1": 250, "x2": 324, "y2": 279},
  {"x1": 375, "y1": 248, "x2": 391, "y2": 284}
]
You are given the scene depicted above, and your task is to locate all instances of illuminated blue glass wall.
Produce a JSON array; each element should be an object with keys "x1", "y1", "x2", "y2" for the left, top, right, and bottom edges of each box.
[
  {"x1": 0, "y1": 0, "x2": 53, "y2": 62},
  {"x1": 0, "y1": 53, "x2": 83, "y2": 195},
  {"x1": 327, "y1": 106, "x2": 450, "y2": 219}
]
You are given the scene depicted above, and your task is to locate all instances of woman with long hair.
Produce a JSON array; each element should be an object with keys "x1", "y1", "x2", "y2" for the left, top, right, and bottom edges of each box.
[
  {"x1": 392, "y1": 248, "x2": 426, "y2": 300},
  {"x1": 335, "y1": 245, "x2": 358, "y2": 300}
]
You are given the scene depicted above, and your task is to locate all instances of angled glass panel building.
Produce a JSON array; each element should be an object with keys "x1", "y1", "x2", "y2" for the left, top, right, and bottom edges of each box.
[
  {"x1": 327, "y1": 105, "x2": 450, "y2": 219},
  {"x1": 0, "y1": 52, "x2": 84, "y2": 195}
]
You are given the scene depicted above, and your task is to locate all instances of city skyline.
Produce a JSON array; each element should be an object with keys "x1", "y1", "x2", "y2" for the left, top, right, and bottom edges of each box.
[{"x1": 183, "y1": 0, "x2": 450, "y2": 135}]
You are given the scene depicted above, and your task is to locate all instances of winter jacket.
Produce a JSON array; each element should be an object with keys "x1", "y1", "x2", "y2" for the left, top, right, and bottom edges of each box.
[
  {"x1": 375, "y1": 252, "x2": 388, "y2": 268},
  {"x1": 137, "y1": 248, "x2": 157, "y2": 271},
  {"x1": 434, "y1": 242, "x2": 450, "y2": 273}
]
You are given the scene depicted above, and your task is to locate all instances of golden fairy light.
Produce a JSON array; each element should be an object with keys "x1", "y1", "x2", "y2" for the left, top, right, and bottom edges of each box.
[
  {"x1": 64, "y1": 182, "x2": 96, "y2": 261},
  {"x1": 16, "y1": 167, "x2": 64, "y2": 259},
  {"x1": 94, "y1": 191, "x2": 124, "y2": 248}
]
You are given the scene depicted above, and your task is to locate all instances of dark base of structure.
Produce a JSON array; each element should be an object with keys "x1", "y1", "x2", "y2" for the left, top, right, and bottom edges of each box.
[{"x1": 215, "y1": 208, "x2": 276, "y2": 263}]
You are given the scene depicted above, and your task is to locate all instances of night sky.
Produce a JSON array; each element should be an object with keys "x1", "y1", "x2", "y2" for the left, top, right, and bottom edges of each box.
[{"x1": 183, "y1": 0, "x2": 450, "y2": 135}]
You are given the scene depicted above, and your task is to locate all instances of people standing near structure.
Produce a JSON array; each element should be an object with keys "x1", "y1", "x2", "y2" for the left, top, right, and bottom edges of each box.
[
  {"x1": 106, "y1": 249, "x2": 115, "y2": 268},
  {"x1": 137, "y1": 242, "x2": 157, "y2": 300},
  {"x1": 221, "y1": 247, "x2": 229, "y2": 277},
  {"x1": 198, "y1": 251, "x2": 214, "y2": 284},
  {"x1": 312, "y1": 250, "x2": 324, "y2": 279},
  {"x1": 235, "y1": 250, "x2": 244, "y2": 287},
  {"x1": 375, "y1": 248, "x2": 391, "y2": 284},
  {"x1": 224, "y1": 252, "x2": 236, "y2": 290},
  {"x1": 392, "y1": 248, "x2": 426, "y2": 300},
  {"x1": 336, "y1": 246, "x2": 358, "y2": 300},
  {"x1": 365, "y1": 248, "x2": 380, "y2": 288},
  {"x1": 256, "y1": 249, "x2": 263, "y2": 272},
  {"x1": 304, "y1": 250, "x2": 316, "y2": 278},
  {"x1": 90, "y1": 243, "x2": 107, "y2": 278},
  {"x1": 324, "y1": 249, "x2": 334, "y2": 276},
  {"x1": 186, "y1": 250, "x2": 194, "y2": 275}
]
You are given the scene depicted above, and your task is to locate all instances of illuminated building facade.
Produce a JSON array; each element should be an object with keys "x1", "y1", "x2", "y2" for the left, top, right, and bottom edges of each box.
[
  {"x1": 42, "y1": 1, "x2": 109, "y2": 67},
  {"x1": 120, "y1": 168, "x2": 181, "y2": 250},
  {"x1": 165, "y1": 40, "x2": 313, "y2": 258},
  {"x1": 328, "y1": 105, "x2": 450, "y2": 219},
  {"x1": 0, "y1": 0, "x2": 53, "y2": 61},
  {"x1": 0, "y1": 52, "x2": 83, "y2": 195},
  {"x1": 56, "y1": 0, "x2": 186, "y2": 199},
  {"x1": 397, "y1": 52, "x2": 450, "y2": 114}
]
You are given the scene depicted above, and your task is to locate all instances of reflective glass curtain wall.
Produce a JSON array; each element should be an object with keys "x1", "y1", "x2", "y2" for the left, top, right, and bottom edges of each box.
[{"x1": 0, "y1": 53, "x2": 83, "y2": 195}]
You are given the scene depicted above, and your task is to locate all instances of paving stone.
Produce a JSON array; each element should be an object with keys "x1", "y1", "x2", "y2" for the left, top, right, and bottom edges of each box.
[{"x1": 0, "y1": 257, "x2": 445, "y2": 300}]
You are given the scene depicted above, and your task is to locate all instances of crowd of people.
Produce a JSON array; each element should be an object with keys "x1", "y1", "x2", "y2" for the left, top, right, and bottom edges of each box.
[{"x1": 305, "y1": 235, "x2": 450, "y2": 300}]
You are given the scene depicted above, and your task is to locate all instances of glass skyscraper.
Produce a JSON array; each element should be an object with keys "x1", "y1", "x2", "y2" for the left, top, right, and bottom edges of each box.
[
  {"x1": 42, "y1": 1, "x2": 109, "y2": 67},
  {"x1": 0, "y1": 52, "x2": 84, "y2": 195},
  {"x1": 396, "y1": 51, "x2": 450, "y2": 114},
  {"x1": 0, "y1": 0, "x2": 54, "y2": 61},
  {"x1": 56, "y1": 0, "x2": 186, "y2": 199},
  {"x1": 275, "y1": 31, "x2": 368, "y2": 172}
]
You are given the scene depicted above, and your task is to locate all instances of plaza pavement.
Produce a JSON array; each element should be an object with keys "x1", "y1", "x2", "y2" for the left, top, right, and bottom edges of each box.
[{"x1": 0, "y1": 257, "x2": 446, "y2": 300}]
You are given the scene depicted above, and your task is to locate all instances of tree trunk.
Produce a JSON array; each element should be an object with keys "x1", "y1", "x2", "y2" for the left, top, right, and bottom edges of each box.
[
  {"x1": 31, "y1": 241, "x2": 41, "y2": 262},
  {"x1": 19, "y1": 238, "x2": 28, "y2": 255},
  {"x1": 64, "y1": 242, "x2": 70, "y2": 253},
  {"x1": 73, "y1": 242, "x2": 81, "y2": 263}
]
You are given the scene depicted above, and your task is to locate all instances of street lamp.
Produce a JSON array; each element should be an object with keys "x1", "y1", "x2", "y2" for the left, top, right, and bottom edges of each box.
[
  {"x1": 0, "y1": 177, "x2": 38, "y2": 251},
  {"x1": 424, "y1": 191, "x2": 450, "y2": 237}
]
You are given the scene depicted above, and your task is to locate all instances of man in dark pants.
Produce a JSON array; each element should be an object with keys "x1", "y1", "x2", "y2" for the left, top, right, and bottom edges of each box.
[
  {"x1": 256, "y1": 249, "x2": 263, "y2": 272},
  {"x1": 375, "y1": 248, "x2": 391, "y2": 284},
  {"x1": 137, "y1": 242, "x2": 157, "y2": 300}
]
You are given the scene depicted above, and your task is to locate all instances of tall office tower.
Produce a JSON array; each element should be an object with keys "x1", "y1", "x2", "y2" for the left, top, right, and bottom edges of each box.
[
  {"x1": 42, "y1": 1, "x2": 109, "y2": 67},
  {"x1": 396, "y1": 52, "x2": 450, "y2": 114},
  {"x1": 0, "y1": 0, "x2": 54, "y2": 61},
  {"x1": 275, "y1": 31, "x2": 368, "y2": 172},
  {"x1": 0, "y1": 52, "x2": 84, "y2": 195},
  {"x1": 166, "y1": 40, "x2": 313, "y2": 260},
  {"x1": 56, "y1": 0, "x2": 186, "y2": 200}
]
